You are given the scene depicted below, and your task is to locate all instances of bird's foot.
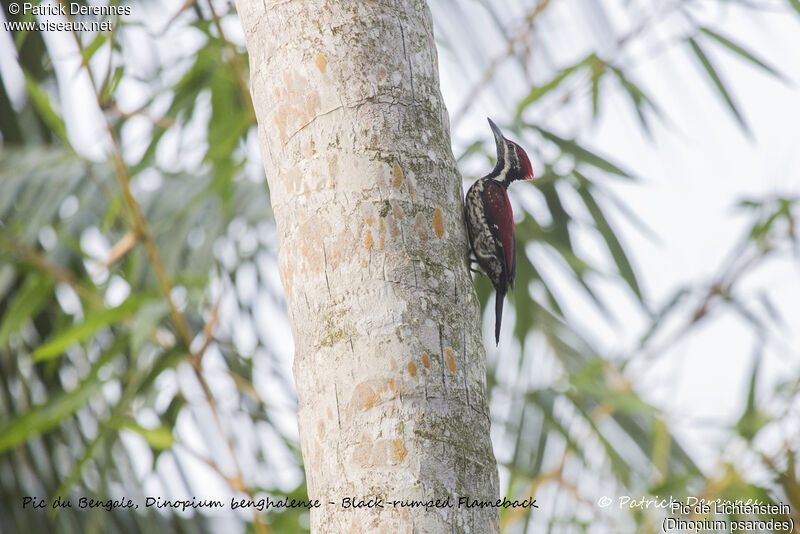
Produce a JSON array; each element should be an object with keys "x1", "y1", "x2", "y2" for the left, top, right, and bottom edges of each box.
[{"x1": 467, "y1": 256, "x2": 486, "y2": 276}]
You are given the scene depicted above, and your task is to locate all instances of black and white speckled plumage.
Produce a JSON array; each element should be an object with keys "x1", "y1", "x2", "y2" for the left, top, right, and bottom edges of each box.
[{"x1": 465, "y1": 179, "x2": 506, "y2": 285}]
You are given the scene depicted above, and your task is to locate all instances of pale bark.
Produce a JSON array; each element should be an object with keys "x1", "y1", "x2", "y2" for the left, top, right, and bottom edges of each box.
[{"x1": 234, "y1": 0, "x2": 499, "y2": 531}]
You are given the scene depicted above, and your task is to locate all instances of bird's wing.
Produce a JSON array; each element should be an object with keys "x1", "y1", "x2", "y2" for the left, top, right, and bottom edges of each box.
[{"x1": 482, "y1": 180, "x2": 515, "y2": 290}]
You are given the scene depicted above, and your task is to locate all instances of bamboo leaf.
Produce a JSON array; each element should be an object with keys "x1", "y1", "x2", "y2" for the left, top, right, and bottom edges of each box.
[
  {"x1": 516, "y1": 56, "x2": 590, "y2": 116},
  {"x1": 12, "y1": 12, "x2": 36, "y2": 49},
  {"x1": 538, "y1": 180, "x2": 573, "y2": 248},
  {"x1": 758, "y1": 292, "x2": 785, "y2": 327},
  {"x1": 590, "y1": 55, "x2": 606, "y2": 118},
  {"x1": 99, "y1": 66, "x2": 125, "y2": 106},
  {"x1": 80, "y1": 32, "x2": 108, "y2": 65},
  {"x1": 0, "y1": 273, "x2": 52, "y2": 347},
  {"x1": 526, "y1": 389, "x2": 588, "y2": 465},
  {"x1": 131, "y1": 300, "x2": 170, "y2": 356},
  {"x1": 735, "y1": 356, "x2": 769, "y2": 440},
  {"x1": 511, "y1": 250, "x2": 535, "y2": 343},
  {"x1": 545, "y1": 241, "x2": 613, "y2": 318},
  {"x1": 113, "y1": 417, "x2": 175, "y2": 450},
  {"x1": 591, "y1": 72, "x2": 602, "y2": 118},
  {"x1": 790, "y1": 0, "x2": 800, "y2": 17},
  {"x1": 700, "y1": 27, "x2": 787, "y2": 82},
  {"x1": 0, "y1": 68, "x2": 23, "y2": 143},
  {"x1": 456, "y1": 140, "x2": 486, "y2": 163},
  {"x1": 575, "y1": 175, "x2": 643, "y2": 300},
  {"x1": 529, "y1": 183, "x2": 615, "y2": 316},
  {"x1": 639, "y1": 287, "x2": 690, "y2": 348},
  {"x1": 608, "y1": 66, "x2": 661, "y2": 135},
  {"x1": 532, "y1": 125, "x2": 633, "y2": 178},
  {"x1": 0, "y1": 337, "x2": 121, "y2": 453},
  {"x1": 0, "y1": 381, "x2": 101, "y2": 453},
  {"x1": 568, "y1": 391, "x2": 632, "y2": 484},
  {"x1": 31, "y1": 296, "x2": 147, "y2": 361},
  {"x1": 652, "y1": 419, "x2": 671, "y2": 477},
  {"x1": 23, "y1": 71, "x2": 71, "y2": 147},
  {"x1": 687, "y1": 37, "x2": 751, "y2": 135},
  {"x1": 52, "y1": 347, "x2": 185, "y2": 501}
]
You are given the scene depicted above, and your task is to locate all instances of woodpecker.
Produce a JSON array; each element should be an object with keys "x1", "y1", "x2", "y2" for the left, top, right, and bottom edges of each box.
[{"x1": 465, "y1": 118, "x2": 534, "y2": 345}]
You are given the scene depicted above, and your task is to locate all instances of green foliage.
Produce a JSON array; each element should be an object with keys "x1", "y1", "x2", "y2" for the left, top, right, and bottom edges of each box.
[
  {"x1": 0, "y1": 272, "x2": 53, "y2": 347},
  {"x1": 516, "y1": 55, "x2": 592, "y2": 116},
  {"x1": 698, "y1": 28, "x2": 787, "y2": 81},
  {"x1": 687, "y1": 37, "x2": 750, "y2": 134},
  {"x1": 0, "y1": 336, "x2": 120, "y2": 453},
  {"x1": 31, "y1": 295, "x2": 149, "y2": 362},
  {"x1": 22, "y1": 71, "x2": 71, "y2": 147}
]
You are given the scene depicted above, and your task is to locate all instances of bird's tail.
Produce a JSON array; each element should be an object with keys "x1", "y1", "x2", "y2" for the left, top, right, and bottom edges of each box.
[{"x1": 495, "y1": 290, "x2": 505, "y2": 345}]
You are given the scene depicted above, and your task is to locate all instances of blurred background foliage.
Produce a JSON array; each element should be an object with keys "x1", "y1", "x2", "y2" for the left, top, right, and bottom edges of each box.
[{"x1": 0, "y1": 0, "x2": 798, "y2": 533}]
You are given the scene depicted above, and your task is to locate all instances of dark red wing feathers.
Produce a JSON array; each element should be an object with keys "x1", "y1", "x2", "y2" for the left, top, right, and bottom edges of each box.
[{"x1": 482, "y1": 180, "x2": 516, "y2": 290}]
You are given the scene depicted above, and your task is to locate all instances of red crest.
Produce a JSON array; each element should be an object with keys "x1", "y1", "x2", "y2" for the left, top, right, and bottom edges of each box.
[{"x1": 512, "y1": 141, "x2": 534, "y2": 181}]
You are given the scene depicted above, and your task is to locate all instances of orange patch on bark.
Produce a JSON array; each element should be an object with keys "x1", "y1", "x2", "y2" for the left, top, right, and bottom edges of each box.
[
  {"x1": 305, "y1": 91, "x2": 321, "y2": 120},
  {"x1": 432, "y1": 207, "x2": 445, "y2": 239},
  {"x1": 295, "y1": 215, "x2": 326, "y2": 275},
  {"x1": 392, "y1": 160, "x2": 404, "y2": 189},
  {"x1": 387, "y1": 214, "x2": 401, "y2": 241},
  {"x1": 392, "y1": 201, "x2": 404, "y2": 219},
  {"x1": 272, "y1": 69, "x2": 321, "y2": 143},
  {"x1": 366, "y1": 217, "x2": 375, "y2": 226},
  {"x1": 353, "y1": 383, "x2": 378, "y2": 410},
  {"x1": 414, "y1": 213, "x2": 429, "y2": 241},
  {"x1": 273, "y1": 109, "x2": 289, "y2": 141},
  {"x1": 407, "y1": 361, "x2": 417, "y2": 377},
  {"x1": 389, "y1": 379, "x2": 395, "y2": 391},
  {"x1": 446, "y1": 348, "x2": 457, "y2": 373},
  {"x1": 350, "y1": 517, "x2": 363, "y2": 534},
  {"x1": 407, "y1": 178, "x2": 417, "y2": 200},
  {"x1": 392, "y1": 438, "x2": 408, "y2": 462},
  {"x1": 372, "y1": 442, "x2": 387, "y2": 465},
  {"x1": 317, "y1": 420, "x2": 325, "y2": 439},
  {"x1": 327, "y1": 153, "x2": 338, "y2": 181},
  {"x1": 378, "y1": 218, "x2": 386, "y2": 250},
  {"x1": 364, "y1": 229, "x2": 374, "y2": 251},
  {"x1": 302, "y1": 141, "x2": 314, "y2": 159},
  {"x1": 421, "y1": 352, "x2": 431, "y2": 369},
  {"x1": 315, "y1": 52, "x2": 328, "y2": 73},
  {"x1": 352, "y1": 443, "x2": 371, "y2": 465},
  {"x1": 311, "y1": 445, "x2": 321, "y2": 471}
]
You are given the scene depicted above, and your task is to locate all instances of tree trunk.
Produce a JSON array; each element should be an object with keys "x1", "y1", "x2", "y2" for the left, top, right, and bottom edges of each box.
[{"x1": 234, "y1": 0, "x2": 499, "y2": 531}]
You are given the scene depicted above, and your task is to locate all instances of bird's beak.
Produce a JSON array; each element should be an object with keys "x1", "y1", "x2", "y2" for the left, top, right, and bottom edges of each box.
[{"x1": 487, "y1": 118, "x2": 505, "y2": 145}]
